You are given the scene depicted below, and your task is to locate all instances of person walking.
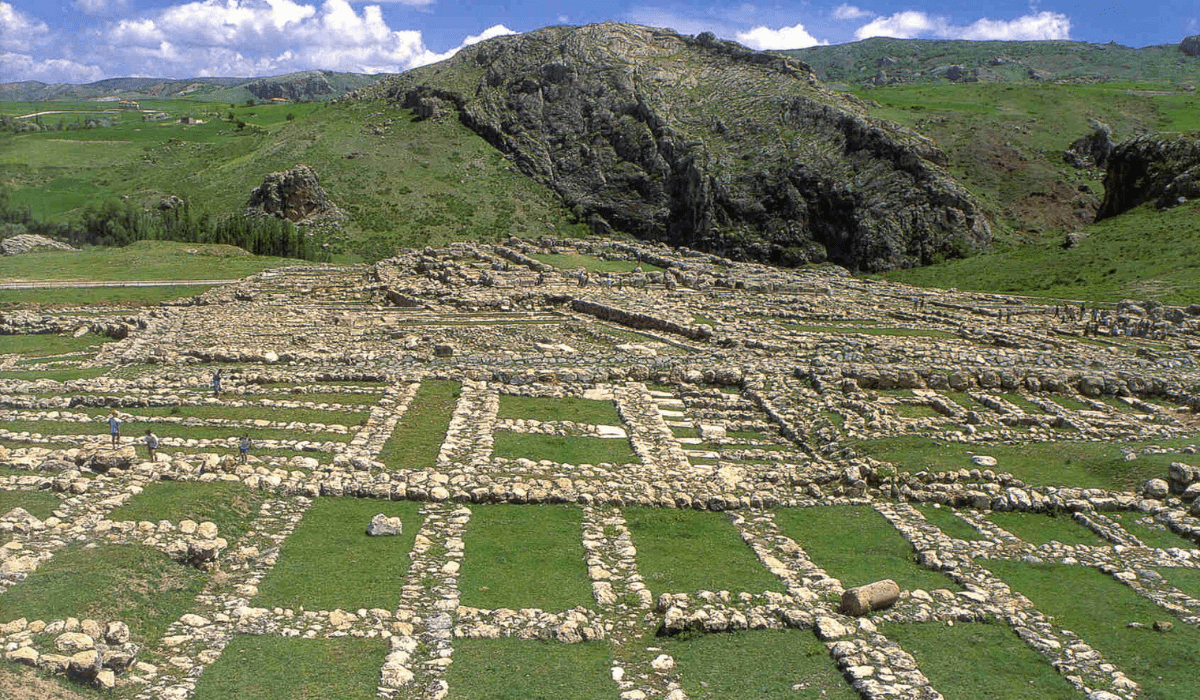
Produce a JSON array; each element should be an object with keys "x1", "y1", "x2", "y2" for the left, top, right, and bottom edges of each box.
[
  {"x1": 212, "y1": 369, "x2": 222, "y2": 398},
  {"x1": 144, "y1": 429, "x2": 160, "y2": 462},
  {"x1": 108, "y1": 409, "x2": 121, "y2": 447},
  {"x1": 238, "y1": 433, "x2": 252, "y2": 464}
]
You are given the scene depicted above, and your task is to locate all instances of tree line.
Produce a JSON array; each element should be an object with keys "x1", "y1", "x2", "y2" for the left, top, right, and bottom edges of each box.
[{"x1": 0, "y1": 192, "x2": 330, "y2": 262}]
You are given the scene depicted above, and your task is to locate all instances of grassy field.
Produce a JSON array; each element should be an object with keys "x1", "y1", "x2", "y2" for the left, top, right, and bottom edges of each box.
[
  {"x1": 775, "y1": 506, "x2": 957, "y2": 593},
  {"x1": 0, "y1": 489, "x2": 63, "y2": 519},
  {"x1": 986, "y1": 560, "x2": 1200, "y2": 700},
  {"x1": 255, "y1": 498, "x2": 423, "y2": 611},
  {"x1": 458, "y1": 505, "x2": 593, "y2": 610},
  {"x1": 623, "y1": 508, "x2": 785, "y2": 597},
  {"x1": 447, "y1": 639, "x2": 613, "y2": 700},
  {"x1": 107, "y1": 481, "x2": 265, "y2": 543},
  {"x1": 851, "y1": 435, "x2": 1196, "y2": 492},
  {"x1": 0, "y1": 285, "x2": 216, "y2": 308},
  {"x1": 492, "y1": 431, "x2": 638, "y2": 465},
  {"x1": 192, "y1": 635, "x2": 387, "y2": 700},
  {"x1": 0, "y1": 241, "x2": 307, "y2": 282},
  {"x1": 496, "y1": 394, "x2": 622, "y2": 425},
  {"x1": 986, "y1": 511, "x2": 1110, "y2": 547},
  {"x1": 377, "y1": 379, "x2": 460, "y2": 470}
]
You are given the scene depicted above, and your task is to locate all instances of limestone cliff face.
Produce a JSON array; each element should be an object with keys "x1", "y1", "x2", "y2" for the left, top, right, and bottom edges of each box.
[
  {"x1": 383, "y1": 23, "x2": 991, "y2": 272},
  {"x1": 1098, "y1": 135, "x2": 1200, "y2": 219},
  {"x1": 245, "y1": 71, "x2": 333, "y2": 101}
]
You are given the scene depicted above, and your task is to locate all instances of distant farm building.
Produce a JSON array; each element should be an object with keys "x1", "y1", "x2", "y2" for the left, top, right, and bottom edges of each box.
[{"x1": 119, "y1": 100, "x2": 140, "y2": 110}]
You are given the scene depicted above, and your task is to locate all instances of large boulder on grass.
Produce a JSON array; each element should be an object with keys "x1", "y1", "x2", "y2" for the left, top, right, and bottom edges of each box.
[
  {"x1": 366, "y1": 513, "x2": 403, "y2": 536},
  {"x1": 87, "y1": 446, "x2": 138, "y2": 473}
]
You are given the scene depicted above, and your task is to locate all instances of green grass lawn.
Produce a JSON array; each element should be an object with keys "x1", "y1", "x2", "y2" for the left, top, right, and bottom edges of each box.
[
  {"x1": 0, "y1": 419, "x2": 352, "y2": 443},
  {"x1": 851, "y1": 435, "x2": 1192, "y2": 492},
  {"x1": 458, "y1": 505, "x2": 593, "y2": 610},
  {"x1": 0, "y1": 543, "x2": 207, "y2": 647},
  {"x1": 1107, "y1": 513, "x2": 1197, "y2": 550},
  {"x1": 492, "y1": 431, "x2": 639, "y2": 465},
  {"x1": 662, "y1": 629, "x2": 860, "y2": 700},
  {"x1": 883, "y1": 202, "x2": 1200, "y2": 304},
  {"x1": 0, "y1": 241, "x2": 307, "y2": 282},
  {"x1": 0, "y1": 489, "x2": 63, "y2": 519},
  {"x1": 447, "y1": 638, "x2": 613, "y2": 700},
  {"x1": 255, "y1": 499, "x2": 423, "y2": 611},
  {"x1": 986, "y1": 512, "x2": 1110, "y2": 547},
  {"x1": 774, "y1": 506, "x2": 958, "y2": 592},
  {"x1": 529, "y1": 253, "x2": 663, "y2": 273},
  {"x1": 884, "y1": 620, "x2": 1081, "y2": 700},
  {"x1": 0, "y1": 333, "x2": 108, "y2": 358},
  {"x1": 623, "y1": 508, "x2": 785, "y2": 597},
  {"x1": 986, "y1": 560, "x2": 1200, "y2": 700},
  {"x1": 0, "y1": 284, "x2": 216, "y2": 308},
  {"x1": 377, "y1": 379, "x2": 460, "y2": 470},
  {"x1": 250, "y1": 391, "x2": 384, "y2": 406},
  {"x1": 92, "y1": 404, "x2": 367, "y2": 426},
  {"x1": 191, "y1": 635, "x2": 387, "y2": 700},
  {"x1": 915, "y1": 505, "x2": 984, "y2": 541},
  {"x1": 107, "y1": 480, "x2": 265, "y2": 544},
  {"x1": 496, "y1": 394, "x2": 622, "y2": 425},
  {"x1": 0, "y1": 367, "x2": 110, "y2": 381},
  {"x1": 1156, "y1": 567, "x2": 1200, "y2": 601}
]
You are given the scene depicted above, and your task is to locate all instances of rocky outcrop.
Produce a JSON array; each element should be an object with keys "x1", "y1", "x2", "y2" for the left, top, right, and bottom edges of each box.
[
  {"x1": 1064, "y1": 120, "x2": 1114, "y2": 171},
  {"x1": 1, "y1": 234, "x2": 77, "y2": 256},
  {"x1": 1096, "y1": 134, "x2": 1200, "y2": 219},
  {"x1": 381, "y1": 23, "x2": 991, "y2": 272},
  {"x1": 1180, "y1": 35, "x2": 1200, "y2": 57},
  {"x1": 245, "y1": 71, "x2": 333, "y2": 101},
  {"x1": 245, "y1": 165, "x2": 344, "y2": 223}
]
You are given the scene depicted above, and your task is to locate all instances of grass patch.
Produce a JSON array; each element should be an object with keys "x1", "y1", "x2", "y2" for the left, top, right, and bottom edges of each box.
[
  {"x1": 0, "y1": 419, "x2": 351, "y2": 443},
  {"x1": 987, "y1": 511, "x2": 1110, "y2": 547},
  {"x1": 0, "y1": 333, "x2": 107, "y2": 358},
  {"x1": 0, "y1": 241, "x2": 306, "y2": 282},
  {"x1": 0, "y1": 285, "x2": 215, "y2": 308},
  {"x1": 107, "y1": 480, "x2": 264, "y2": 544},
  {"x1": 0, "y1": 543, "x2": 207, "y2": 647},
  {"x1": 1046, "y1": 395, "x2": 1092, "y2": 412},
  {"x1": 915, "y1": 505, "x2": 984, "y2": 541},
  {"x1": 0, "y1": 367, "x2": 110, "y2": 381},
  {"x1": 1157, "y1": 567, "x2": 1200, "y2": 601},
  {"x1": 447, "y1": 638, "x2": 613, "y2": 700},
  {"x1": 986, "y1": 560, "x2": 1200, "y2": 700},
  {"x1": 893, "y1": 403, "x2": 943, "y2": 419},
  {"x1": 529, "y1": 252, "x2": 663, "y2": 273},
  {"x1": 96, "y1": 404, "x2": 367, "y2": 426},
  {"x1": 377, "y1": 379, "x2": 459, "y2": 470},
  {"x1": 850, "y1": 435, "x2": 1189, "y2": 491},
  {"x1": 884, "y1": 620, "x2": 1080, "y2": 700},
  {"x1": 623, "y1": 508, "x2": 785, "y2": 597},
  {"x1": 255, "y1": 499, "x2": 423, "y2": 611},
  {"x1": 1000, "y1": 393, "x2": 1046, "y2": 414},
  {"x1": 492, "y1": 431, "x2": 638, "y2": 465},
  {"x1": 0, "y1": 489, "x2": 62, "y2": 519},
  {"x1": 251, "y1": 391, "x2": 383, "y2": 406},
  {"x1": 192, "y1": 635, "x2": 387, "y2": 700},
  {"x1": 662, "y1": 628, "x2": 859, "y2": 700},
  {"x1": 459, "y1": 505, "x2": 593, "y2": 610},
  {"x1": 496, "y1": 394, "x2": 622, "y2": 425},
  {"x1": 1108, "y1": 513, "x2": 1198, "y2": 550},
  {"x1": 670, "y1": 426, "x2": 699, "y2": 438},
  {"x1": 774, "y1": 506, "x2": 958, "y2": 592}
]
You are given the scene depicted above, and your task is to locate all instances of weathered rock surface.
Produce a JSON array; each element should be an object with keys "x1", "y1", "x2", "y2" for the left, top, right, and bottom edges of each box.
[
  {"x1": 840, "y1": 579, "x2": 901, "y2": 616},
  {"x1": 1097, "y1": 134, "x2": 1200, "y2": 218},
  {"x1": 382, "y1": 23, "x2": 991, "y2": 272},
  {"x1": 245, "y1": 70, "x2": 334, "y2": 101},
  {"x1": 245, "y1": 165, "x2": 344, "y2": 224},
  {"x1": 1, "y1": 234, "x2": 77, "y2": 256}
]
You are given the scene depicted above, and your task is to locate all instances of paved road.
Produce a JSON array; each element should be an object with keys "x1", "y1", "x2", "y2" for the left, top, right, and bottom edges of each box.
[{"x1": 0, "y1": 280, "x2": 236, "y2": 290}]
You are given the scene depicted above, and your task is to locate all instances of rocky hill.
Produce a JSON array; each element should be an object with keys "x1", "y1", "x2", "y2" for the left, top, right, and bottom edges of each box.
[
  {"x1": 376, "y1": 23, "x2": 992, "y2": 272},
  {"x1": 788, "y1": 38, "x2": 1198, "y2": 89},
  {"x1": 0, "y1": 71, "x2": 385, "y2": 103}
]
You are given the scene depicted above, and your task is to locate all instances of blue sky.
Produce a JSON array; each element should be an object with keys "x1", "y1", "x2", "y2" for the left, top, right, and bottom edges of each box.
[{"x1": 1, "y1": 1, "x2": 1195, "y2": 84}]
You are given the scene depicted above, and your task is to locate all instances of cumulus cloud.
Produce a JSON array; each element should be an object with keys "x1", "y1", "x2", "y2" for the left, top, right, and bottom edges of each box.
[
  {"x1": 736, "y1": 22, "x2": 827, "y2": 50},
  {"x1": 855, "y1": 10, "x2": 1070, "y2": 41},
  {"x1": 0, "y1": 2, "x2": 51, "y2": 52},
  {"x1": 1, "y1": 52, "x2": 105, "y2": 83},
  {"x1": 94, "y1": 0, "x2": 513, "y2": 77},
  {"x1": 72, "y1": 0, "x2": 132, "y2": 17},
  {"x1": 832, "y1": 4, "x2": 872, "y2": 21}
]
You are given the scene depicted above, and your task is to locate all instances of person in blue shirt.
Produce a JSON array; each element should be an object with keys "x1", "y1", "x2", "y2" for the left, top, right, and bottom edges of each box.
[
  {"x1": 239, "y1": 433, "x2": 252, "y2": 464},
  {"x1": 108, "y1": 410, "x2": 121, "y2": 446},
  {"x1": 212, "y1": 369, "x2": 223, "y2": 398}
]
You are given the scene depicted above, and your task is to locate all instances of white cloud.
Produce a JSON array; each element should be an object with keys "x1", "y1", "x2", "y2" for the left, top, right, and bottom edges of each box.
[
  {"x1": 736, "y1": 22, "x2": 827, "y2": 50},
  {"x1": 832, "y1": 4, "x2": 872, "y2": 21},
  {"x1": 1, "y1": 52, "x2": 105, "y2": 83},
  {"x1": 855, "y1": 11, "x2": 1070, "y2": 41},
  {"x1": 0, "y1": 2, "x2": 51, "y2": 52},
  {"x1": 462, "y1": 24, "x2": 516, "y2": 47},
  {"x1": 72, "y1": 0, "x2": 132, "y2": 17}
]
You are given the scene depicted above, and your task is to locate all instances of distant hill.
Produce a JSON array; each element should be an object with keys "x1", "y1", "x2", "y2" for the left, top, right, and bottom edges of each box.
[
  {"x1": 0, "y1": 71, "x2": 390, "y2": 103},
  {"x1": 786, "y1": 38, "x2": 1198, "y2": 89}
]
